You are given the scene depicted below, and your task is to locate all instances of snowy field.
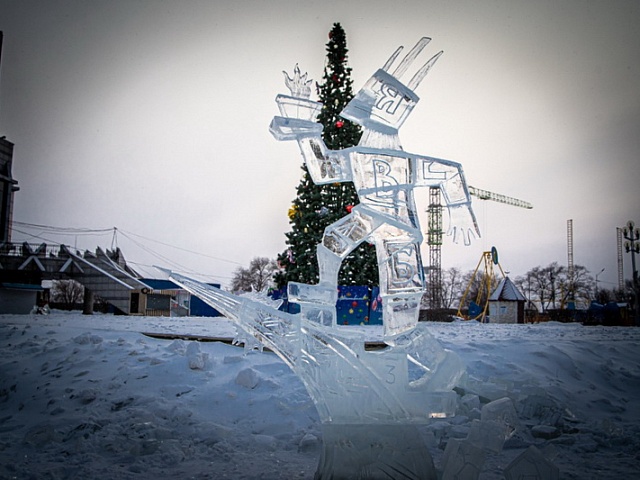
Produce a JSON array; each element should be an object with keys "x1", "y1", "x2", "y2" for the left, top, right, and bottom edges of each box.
[{"x1": 1, "y1": 311, "x2": 639, "y2": 479}]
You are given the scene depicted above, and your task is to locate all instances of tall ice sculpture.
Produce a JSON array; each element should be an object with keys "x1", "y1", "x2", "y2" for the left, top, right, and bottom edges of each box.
[{"x1": 169, "y1": 36, "x2": 479, "y2": 479}]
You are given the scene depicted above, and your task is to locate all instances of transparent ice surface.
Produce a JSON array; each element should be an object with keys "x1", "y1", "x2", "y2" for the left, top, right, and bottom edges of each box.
[
  {"x1": 504, "y1": 445, "x2": 560, "y2": 480},
  {"x1": 480, "y1": 397, "x2": 521, "y2": 441},
  {"x1": 318, "y1": 424, "x2": 437, "y2": 480},
  {"x1": 272, "y1": 48, "x2": 478, "y2": 339},
  {"x1": 269, "y1": 116, "x2": 322, "y2": 141},
  {"x1": 441, "y1": 438, "x2": 486, "y2": 480},
  {"x1": 466, "y1": 419, "x2": 506, "y2": 454},
  {"x1": 275, "y1": 95, "x2": 322, "y2": 121},
  {"x1": 168, "y1": 271, "x2": 463, "y2": 424},
  {"x1": 519, "y1": 394, "x2": 564, "y2": 426},
  {"x1": 269, "y1": 41, "x2": 478, "y2": 477},
  {"x1": 168, "y1": 271, "x2": 462, "y2": 479}
]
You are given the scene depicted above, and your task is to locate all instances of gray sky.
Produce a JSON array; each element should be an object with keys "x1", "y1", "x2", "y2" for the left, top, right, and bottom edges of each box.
[{"x1": 1, "y1": 0, "x2": 638, "y2": 289}]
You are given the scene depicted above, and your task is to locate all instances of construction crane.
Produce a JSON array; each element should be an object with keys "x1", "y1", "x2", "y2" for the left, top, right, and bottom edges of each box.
[
  {"x1": 425, "y1": 185, "x2": 532, "y2": 311},
  {"x1": 468, "y1": 186, "x2": 533, "y2": 210}
]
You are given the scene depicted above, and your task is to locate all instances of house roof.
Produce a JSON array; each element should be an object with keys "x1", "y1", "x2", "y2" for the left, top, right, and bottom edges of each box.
[
  {"x1": 141, "y1": 278, "x2": 180, "y2": 290},
  {"x1": 489, "y1": 277, "x2": 526, "y2": 302},
  {"x1": 1, "y1": 282, "x2": 44, "y2": 291}
]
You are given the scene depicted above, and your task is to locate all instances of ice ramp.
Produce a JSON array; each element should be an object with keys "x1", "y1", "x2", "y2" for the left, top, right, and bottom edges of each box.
[
  {"x1": 167, "y1": 270, "x2": 461, "y2": 425},
  {"x1": 166, "y1": 270, "x2": 300, "y2": 369}
]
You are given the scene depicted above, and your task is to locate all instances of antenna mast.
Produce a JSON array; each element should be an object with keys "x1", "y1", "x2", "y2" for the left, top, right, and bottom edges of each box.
[
  {"x1": 566, "y1": 219, "x2": 575, "y2": 307},
  {"x1": 427, "y1": 187, "x2": 443, "y2": 309}
]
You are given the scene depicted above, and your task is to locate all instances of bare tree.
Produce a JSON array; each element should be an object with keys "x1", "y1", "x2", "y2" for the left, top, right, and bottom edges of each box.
[
  {"x1": 516, "y1": 262, "x2": 593, "y2": 312},
  {"x1": 518, "y1": 263, "x2": 561, "y2": 312},
  {"x1": 230, "y1": 257, "x2": 279, "y2": 293},
  {"x1": 514, "y1": 274, "x2": 537, "y2": 312},
  {"x1": 52, "y1": 279, "x2": 84, "y2": 310},
  {"x1": 442, "y1": 267, "x2": 464, "y2": 309},
  {"x1": 559, "y1": 264, "x2": 593, "y2": 308}
]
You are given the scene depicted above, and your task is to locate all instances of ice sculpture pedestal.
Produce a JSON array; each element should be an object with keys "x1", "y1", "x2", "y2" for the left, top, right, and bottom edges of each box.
[
  {"x1": 294, "y1": 320, "x2": 461, "y2": 480},
  {"x1": 168, "y1": 268, "x2": 460, "y2": 480},
  {"x1": 316, "y1": 424, "x2": 435, "y2": 479}
]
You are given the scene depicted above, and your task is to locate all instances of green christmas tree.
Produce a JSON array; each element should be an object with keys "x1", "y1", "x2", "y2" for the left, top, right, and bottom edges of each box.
[{"x1": 275, "y1": 23, "x2": 378, "y2": 289}]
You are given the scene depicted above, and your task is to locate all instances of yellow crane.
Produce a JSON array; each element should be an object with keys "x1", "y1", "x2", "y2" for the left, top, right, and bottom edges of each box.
[{"x1": 456, "y1": 247, "x2": 505, "y2": 322}]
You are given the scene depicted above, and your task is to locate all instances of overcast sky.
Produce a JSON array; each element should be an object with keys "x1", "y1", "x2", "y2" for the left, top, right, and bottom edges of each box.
[{"x1": 1, "y1": 0, "x2": 638, "y2": 289}]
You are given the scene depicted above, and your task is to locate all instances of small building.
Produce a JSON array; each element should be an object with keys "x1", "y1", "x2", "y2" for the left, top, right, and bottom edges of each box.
[
  {"x1": 488, "y1": 276, "x2": 526, "y2": 324},
  {"x1": 0, "y1": 282, "x2": 43, "y2": 314},
  {"x1": 141, "y1": 278, "x2": 222, "y2": 317}
]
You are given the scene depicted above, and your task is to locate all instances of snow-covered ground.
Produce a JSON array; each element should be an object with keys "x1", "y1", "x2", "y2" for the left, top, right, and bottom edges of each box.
[{"x1": 0, "y1": 312, "x2": 639, "y2": 479}]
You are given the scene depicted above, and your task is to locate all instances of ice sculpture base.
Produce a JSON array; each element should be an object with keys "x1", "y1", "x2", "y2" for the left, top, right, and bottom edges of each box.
[
  {"x1": 315, "y1": 423, "x2": 436, "y2": 480},
  {"x1": 166, "y1": 272, "x2": 459, "y2": 480}
]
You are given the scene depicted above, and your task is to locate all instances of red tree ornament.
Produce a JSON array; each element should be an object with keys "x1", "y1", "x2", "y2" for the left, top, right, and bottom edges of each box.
[
  {"x1": 335, "y1": 120, "x2": 344, "y2": 128},
  {"x1": 345, "y1": 204, "x2": 353, "y2": 213}
]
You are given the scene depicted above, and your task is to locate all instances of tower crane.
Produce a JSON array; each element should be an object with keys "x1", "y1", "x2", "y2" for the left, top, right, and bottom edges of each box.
[
  {"x1": 468, "y1": 186, "x2": 533, "y2": 210},
  {"x1": 425, "y1": 185, "x2": 532, "y2": 312}
]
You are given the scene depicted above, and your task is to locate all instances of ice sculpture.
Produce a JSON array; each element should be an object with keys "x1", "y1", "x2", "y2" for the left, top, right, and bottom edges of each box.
[
  {"x1": 168, "y1": 37, "x2": 479, "y2": 480},
  {"x1": 270, "y1": 37, "x2": 479, "y2": 340}
]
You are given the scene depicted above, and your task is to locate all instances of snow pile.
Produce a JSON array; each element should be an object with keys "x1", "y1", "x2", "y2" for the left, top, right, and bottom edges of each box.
[{"x1": 0, "y1": 312, "x2": 639, "y2": 479}]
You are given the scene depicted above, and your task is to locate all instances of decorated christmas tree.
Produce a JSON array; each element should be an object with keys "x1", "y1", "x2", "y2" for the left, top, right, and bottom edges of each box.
[{"x1": 275, "y1": 23, "x2": 378, "y2": 289}]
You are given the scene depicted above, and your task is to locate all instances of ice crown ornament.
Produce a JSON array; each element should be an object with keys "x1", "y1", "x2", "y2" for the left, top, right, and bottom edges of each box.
[{"x1": 283, "y1": 63, "x2": 313, "y2": 98}]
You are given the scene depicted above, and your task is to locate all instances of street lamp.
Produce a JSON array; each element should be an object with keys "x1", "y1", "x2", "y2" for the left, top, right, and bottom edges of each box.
[
  {"x1": 623, "y1": 220, "x2": 640, "y2": 325},
  {"x1": 595, "y1": 268, "x2": 605, "y2": 302},
  {"x1": 623, "y1": 221, "x2": 640, "y2": 283}
]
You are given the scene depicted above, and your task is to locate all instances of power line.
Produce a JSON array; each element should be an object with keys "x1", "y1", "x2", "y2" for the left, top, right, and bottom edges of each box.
[
  {"x1": 12, "y1": 221, "x2": 242, "y2": 265},
  {"x1": 13, "y1": 221, "x2": 113, "y2": 235},
  {"x1": 117, "y1": 228, "x2": 243, "y2": 266},
  {"x1": 11, "y1": 220, "x2": 242, "y2": 282}
]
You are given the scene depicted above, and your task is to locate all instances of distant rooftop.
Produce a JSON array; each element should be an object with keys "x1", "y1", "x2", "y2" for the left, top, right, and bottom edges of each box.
[{"x1": 489, "y1": 277, "x2": 526, "y2": 302}]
